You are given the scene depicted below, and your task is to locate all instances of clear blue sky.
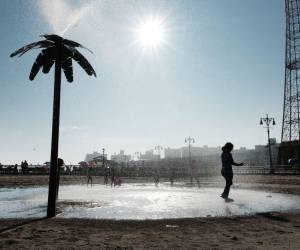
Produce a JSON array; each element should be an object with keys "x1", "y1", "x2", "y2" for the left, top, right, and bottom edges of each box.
[{"x1": 0, "y1": 0, "x2": 285, "y2": 164}]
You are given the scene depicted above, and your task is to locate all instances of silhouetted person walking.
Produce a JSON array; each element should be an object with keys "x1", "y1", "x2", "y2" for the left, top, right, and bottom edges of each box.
[
  {"x1": 56, "y1": 158, "x2": 64, "y2": 198},
  {"x1": 14, "y1": 164, "x2": 18, "y2": 175},
  {"x1": 23, "y1": 160, "x2": 28, "y2": 175},
  {"x1": 170, "y1": 169, "x2": 175, "y2": 187},
  {"x1": 221, "y1": 142, "x2": 244, "y2": 201},
  {"x1": 190, "y1": 160, "x2": 200, "y2": 187},
  {"x1": 154, "y1": 172, "x2": 159, "y2": 187},
  {"x1": 87, "y1": 166, "x2": 93, "y2": 187},
  {"x1": 104, "y1": 167, "x2": 109, "y2": 185},
  {"x1": 110, "y1": 168, "x2": 115, "y2": 187}
]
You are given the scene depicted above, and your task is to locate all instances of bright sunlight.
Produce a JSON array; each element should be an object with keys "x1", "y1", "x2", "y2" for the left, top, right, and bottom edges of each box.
[{"x1": 135, "y1": 16, "x2": 166, "y2": 51}]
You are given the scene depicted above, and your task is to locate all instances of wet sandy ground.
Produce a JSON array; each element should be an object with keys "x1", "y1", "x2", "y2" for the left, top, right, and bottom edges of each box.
[
  {"x1": 0, "y1": 212, "x2": 300, "y2": 249},
  {"x1": 0, "y1": 174, "x2": 299, "y2": 249}
]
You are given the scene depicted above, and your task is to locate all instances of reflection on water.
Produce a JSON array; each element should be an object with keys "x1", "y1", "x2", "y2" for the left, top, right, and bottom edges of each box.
[{"x1": 0, "y1": 183, "x2": 299, "y2": 219}]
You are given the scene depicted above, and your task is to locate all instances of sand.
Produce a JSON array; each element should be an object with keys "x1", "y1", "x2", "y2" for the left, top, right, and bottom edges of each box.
[
  {"x1": 0, "y1": 174, "x2": 300, "y2": 249},
  {"x1": 0, "y1": 213, "x2": 300, "y2": 249}
]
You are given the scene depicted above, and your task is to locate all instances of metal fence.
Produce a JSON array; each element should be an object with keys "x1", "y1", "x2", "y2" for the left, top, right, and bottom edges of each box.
[
  {"x1": 1, "y1": 164, "x2": 300, "y2": 176},
  {"x1": 233, "y1": 165, "x2": 300, "y2": 175}
]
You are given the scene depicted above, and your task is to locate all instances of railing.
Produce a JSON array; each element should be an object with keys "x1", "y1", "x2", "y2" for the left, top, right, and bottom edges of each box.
[
  {"x1": 233, "y1": 166, "x2": 269, "y2": 175},
  {"x1": 1, "y1": 165, "x2": 300, "y2": 176},
  {"x1": 0, "y1": 167, "x2": 49, "y2": 175},
  {"x1": 233, "y1": 165, "x2": 300, "y2": 175}
]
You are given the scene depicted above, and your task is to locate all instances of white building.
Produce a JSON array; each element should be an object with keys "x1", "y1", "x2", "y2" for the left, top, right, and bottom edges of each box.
[
  {"x1": 164, "y1": 147, "x2": 181, "y2": 159},
  {"x1": 164, "y1": 146, "x2": 221, "y2": 159},
  {"x1": 85, "y1": 151, "x2": 102, "y2": 162},
  {"x1": 111, "y1": 150, "x2": 131, "y2": 163},
  {"x1": 140, "y1": 150, "x2": 160, "y2": 161}
]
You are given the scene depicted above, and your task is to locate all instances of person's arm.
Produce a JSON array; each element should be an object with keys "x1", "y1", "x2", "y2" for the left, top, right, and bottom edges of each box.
[
  {"x1": 230, "y1": 154, "x2": 244, "y2": 166},
  {"x1": 232, "y1": 161, "x2": 244, "y2": 166}
]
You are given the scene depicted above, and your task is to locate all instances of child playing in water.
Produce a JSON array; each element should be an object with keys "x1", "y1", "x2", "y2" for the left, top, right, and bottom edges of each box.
[{"x1": 221, "y1": 142, "x2": 244, "y2": 201}]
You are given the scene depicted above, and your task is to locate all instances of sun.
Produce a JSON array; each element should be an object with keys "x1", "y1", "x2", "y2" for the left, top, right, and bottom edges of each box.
[{"x1": 135, "y1": 16, "x2": 166, "y2": 51}]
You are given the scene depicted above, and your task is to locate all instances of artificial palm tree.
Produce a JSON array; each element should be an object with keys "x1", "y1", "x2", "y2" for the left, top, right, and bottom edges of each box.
[{"x1": 10, "y1": 34, "x2": 96, "y2": 218}]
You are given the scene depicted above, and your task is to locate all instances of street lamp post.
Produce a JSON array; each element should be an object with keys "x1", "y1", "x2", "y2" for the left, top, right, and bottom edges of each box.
[
  {"x1": 260, "y1": 114, "x2": 276, "y2": 174},
  {"x1": 185, "y1": 137, "x2": 195, "y2": 183},
  {"x1": 102, "y1": 148, "x2": 105, "y2": 168}
]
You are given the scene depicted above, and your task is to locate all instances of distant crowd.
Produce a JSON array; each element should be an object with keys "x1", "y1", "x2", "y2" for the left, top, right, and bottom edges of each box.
[{"x1": 0, "y1": 160, "x2": 30, "y2": 175}]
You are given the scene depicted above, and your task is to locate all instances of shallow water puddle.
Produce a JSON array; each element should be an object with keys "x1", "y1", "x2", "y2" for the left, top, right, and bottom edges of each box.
[{"x1": 0, "y1": 184, "x2": 299, "y2": 219}]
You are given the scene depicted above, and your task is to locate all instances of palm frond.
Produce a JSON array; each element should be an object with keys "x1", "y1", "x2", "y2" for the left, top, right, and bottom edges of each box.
[
  {"x1": 63, "y1": 38, "x2": 93, "y2": 54},
  {"x1": 29, "y1": 47, "x2": 56, "y2": 80},
  {"x1": 41, "y1": 34, "x2": 63, "y2": 43},
  {"x1": 62, "y1": 57, "x2": 73, "y2": 82},
  {"x1": 42, "y1": 47, "x2": 56, "y2": 74},
  {"x1": 11, "y1": 34, "x2": 96, "y2": 82},
  {"x1": 42, "y1": 59, "x2": 55, "y2": 74},
  {"x1": 65, "y1": 46, "x2": 96, "y2": 77},
  {"x1": 10, "y1": 40, "x2": 54, "y2": 58},
  {"x1": 29, "y1": 51, "x2": 46, "y2": 80}
]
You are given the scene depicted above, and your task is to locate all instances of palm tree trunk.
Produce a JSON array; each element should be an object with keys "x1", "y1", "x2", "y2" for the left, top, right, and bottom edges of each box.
[{"x1": 47, "y1": 53, "x2": 62, "y2": 218}]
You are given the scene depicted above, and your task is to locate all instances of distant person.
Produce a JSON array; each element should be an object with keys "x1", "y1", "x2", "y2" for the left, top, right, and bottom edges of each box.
[
  {"x1": 21, "y1": 160, "x2": 28, "y2": 175},
  {"x1": 170, "y1": 169, "x2": 174, "y2": 187},
  {"x1": 21, "y1": 161, "x2": 23, "y2": 174},
  {"x1": 104, "y1": 174, "x2": 109, "y2": 185},
  {"x1": 190, "y1": 160, "x2": 200, "y2": 187},
  {"x1": 14, "y1": 164, "x2": 18, "y2": 175},
  {"x1": 110, "y1": 168, "x2": 115, "y2": 187},
  {"x1": 24, "y1": 160, "x2": 28, "y2": 174},
  {"x1": 56, "y1": 158, "x2": 64, "y2": 197},
  {"x1": 104, "y1": 167, "x2": 109, "y2": 185},
  {"x1": 220, "y1": 142, "x2": 244, "y2": 202},
  {"x1": 288, "y1": 158, "x2": 298, "y2": 168},
  {"x1": 114, "y1": 176, "x2": 122, "y2": 186},
  {"x1": 154, "y1": 172, "x2": 159, "y2": 187},
  {"x1": 87, "y1": 166, "x2": 93, "y2": 187},
  {"x1": 66, "y1": 165, "x2": 71, "y2": 175}
]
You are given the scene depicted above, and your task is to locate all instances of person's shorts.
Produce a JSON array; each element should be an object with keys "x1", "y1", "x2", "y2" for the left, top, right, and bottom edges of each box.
[{"x1": 221, "y1": 169, "x2": 233, "y2": 179}]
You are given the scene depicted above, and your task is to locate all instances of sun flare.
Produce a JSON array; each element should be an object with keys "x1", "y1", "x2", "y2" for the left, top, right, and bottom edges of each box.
[{"x1": 135, "y1": 16, "x2": 166, "y2": 51}]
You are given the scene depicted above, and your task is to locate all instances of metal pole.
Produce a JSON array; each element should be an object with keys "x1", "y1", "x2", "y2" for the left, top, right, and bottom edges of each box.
[
  {"x1": 188, "y1": 140, "x2": 191, "y2": 168},
  {"x1": 189, "y1": 140, "x2": 192, "y2": 184},
  {"x1": 102, "y1": 148, "x2": 105, "y2": 168},
  {"x1": 185, "y1": 137, "x2": 194, "y2": 184},
  {"x1": 260, "y1": 114, "x2": 275, "y2": 175},
  {"x1": 267, "y1": 125, "x2": 274, "y2": 174},
  {"x1": 47, "y1": 47, "x2": 62, "y2": 218}
]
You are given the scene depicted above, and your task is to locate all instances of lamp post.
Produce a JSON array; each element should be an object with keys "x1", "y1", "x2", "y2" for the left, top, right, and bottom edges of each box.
[
  {"x1": 154, "y1": 145, "x2": 163, "y2": 160},
  {"x1": 260, "y1": 114, "x2": 276, "y2": 174},
  {"x1": 185, "y1": 137, "x2": 195, "y2": 183},
  {"x1": 102, "y1": 148, "x2": 105, "y2": 168}
]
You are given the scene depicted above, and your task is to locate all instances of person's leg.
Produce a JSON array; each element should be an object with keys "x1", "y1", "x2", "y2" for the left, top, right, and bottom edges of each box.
[
  {"x1": 223, "y1": 174, "x2": 233, "y2": 198},
  {"x1": 56, "y1": 167, "x2": 61, "y2": 198},
  {"x1": 195, "y1": 176, "x2": 200, "y2": 187},
  {"x1": 221, "y1": 171, "x2": 227, "y2": 197}
]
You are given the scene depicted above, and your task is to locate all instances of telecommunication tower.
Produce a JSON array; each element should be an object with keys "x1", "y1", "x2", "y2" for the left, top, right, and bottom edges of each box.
[{"x1": 282, "y1": 0, "x2": 300, "y2": 142}]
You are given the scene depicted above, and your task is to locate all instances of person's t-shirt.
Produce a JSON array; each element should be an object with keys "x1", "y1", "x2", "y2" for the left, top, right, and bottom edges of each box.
[{"x1": 221, "y1": 152, "x2": 233, "y2": 174}]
